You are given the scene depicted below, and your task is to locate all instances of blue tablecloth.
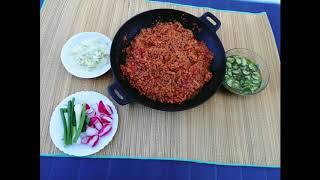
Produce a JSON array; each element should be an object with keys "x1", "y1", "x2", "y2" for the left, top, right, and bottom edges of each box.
[
  {"x1": 41, "y1": 156, "x2": 279, "y2": 180},
  {"x1": 40, "y1": 0, "x2": 280, "y2": 179}
]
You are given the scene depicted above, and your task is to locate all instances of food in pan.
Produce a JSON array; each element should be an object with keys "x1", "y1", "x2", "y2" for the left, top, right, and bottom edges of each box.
[{"x1": 120, "y1": 22, "x2": 214, "y2": 104}]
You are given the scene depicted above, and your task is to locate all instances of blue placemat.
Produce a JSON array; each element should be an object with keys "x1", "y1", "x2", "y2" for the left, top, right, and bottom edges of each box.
[
  {"x1": 40, "y1": 1, "x2": 280, "y2": 179},
  {"x1": 41, "y1": 156, "x2": 280, "y2": 180}
]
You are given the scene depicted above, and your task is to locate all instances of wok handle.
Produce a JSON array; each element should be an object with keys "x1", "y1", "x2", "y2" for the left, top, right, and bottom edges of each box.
[
  {"x1": 108, "y1": 81, "x2": 134, "y2": 105},
  {"x1": 199, "y1": 12, "x2": 221, "y2": 32}
]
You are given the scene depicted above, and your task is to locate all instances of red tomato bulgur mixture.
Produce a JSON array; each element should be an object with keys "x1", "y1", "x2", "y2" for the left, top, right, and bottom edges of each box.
[{"x1": 120, "y1": 22, "x2": 214, "y2": 104}]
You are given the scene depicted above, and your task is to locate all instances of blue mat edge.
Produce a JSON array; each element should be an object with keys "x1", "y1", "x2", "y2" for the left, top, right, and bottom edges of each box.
[
  {"x1": 40, "y1": 0, "x2": 45, "y2": 13},
  {"x1": 40, "y1": 0, "x2": 268, "y2": 15},
  {"x1": 40, "y1": 153, "x2": 280, "y2": 168},
  {"x1": 40, "y1": 0, "x2": 280, "y2": 171}
]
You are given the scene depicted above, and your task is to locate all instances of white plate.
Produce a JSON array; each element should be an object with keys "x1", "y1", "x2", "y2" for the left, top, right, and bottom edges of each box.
[
  {"x1": 49, "y1": 91, "x2": 118, "y2": 156},
  {"x1": 61, "y1": 32, "x2": 112, "y2": 78}
]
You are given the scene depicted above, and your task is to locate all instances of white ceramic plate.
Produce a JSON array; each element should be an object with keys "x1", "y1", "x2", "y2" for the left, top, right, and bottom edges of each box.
[
  {"x1": 61, "y1": 32, "x2": 112, "y2": 78},
  {"x1": 49, "y1": 91, "x2": 118, "y2": 156}
]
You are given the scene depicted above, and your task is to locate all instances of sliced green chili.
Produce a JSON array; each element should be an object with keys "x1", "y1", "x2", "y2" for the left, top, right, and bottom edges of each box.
[{"x1": 225, "y1": 55, "x2": 262, "y2": 94}]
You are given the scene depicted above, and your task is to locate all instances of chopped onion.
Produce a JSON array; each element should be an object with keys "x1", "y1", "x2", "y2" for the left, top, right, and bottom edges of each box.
[{"x1": 70, "y1": 38, "x2": 109, "y2": 70}]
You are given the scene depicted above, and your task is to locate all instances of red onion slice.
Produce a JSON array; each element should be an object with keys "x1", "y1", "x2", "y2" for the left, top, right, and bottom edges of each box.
[
  {"x1": 87, "y1": 135, "x2": 99, "y2": 147},
  {"x1": 105, "y1": 105, "x2": 113, "y2": 116},
  {"x1": 100, "y1": 114, "x2": 112, "y2": 124},
  {"x1": 94, "y1": 120, "x2": 103, "y2": 130},
  {"x1": 86, "y1": 126, "x2": 99, "y2": 136},
  {"x1": 86, "y1": 111, "x2": 95, "y2": 119},
  {"x1": 99, "y1": 124, "x2": 112, "y2": 137},
  {"x1": 81, "y1": 136, "x2": 90, "y2": 144},
  {"x1": 89, "y1": 116, "x2": 100, "y2": 126},
  {"x1": 98, "y1": 101, "x2": 109, "y2": 115}
]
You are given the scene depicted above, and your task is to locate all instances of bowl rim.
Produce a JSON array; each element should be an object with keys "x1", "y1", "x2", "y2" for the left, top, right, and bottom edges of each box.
[{"x1": 223, "y1": 48, "x2": 270, "y2": 96}]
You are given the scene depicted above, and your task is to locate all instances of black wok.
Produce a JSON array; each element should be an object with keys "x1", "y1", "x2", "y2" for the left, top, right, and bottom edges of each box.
[{"x1": 108, "y1": 9, "x2": 226, "y2": 111}]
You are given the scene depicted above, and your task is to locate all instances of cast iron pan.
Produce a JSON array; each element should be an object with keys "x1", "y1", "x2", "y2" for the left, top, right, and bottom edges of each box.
[{"x1": 108, "y1": 9, "x2": 226, "y2": 111}]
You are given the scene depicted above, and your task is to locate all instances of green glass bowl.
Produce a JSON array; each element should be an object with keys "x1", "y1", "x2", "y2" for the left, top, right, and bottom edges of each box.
[{"x1": 222, "y1": 48, "x2": 270, "y2": 96}]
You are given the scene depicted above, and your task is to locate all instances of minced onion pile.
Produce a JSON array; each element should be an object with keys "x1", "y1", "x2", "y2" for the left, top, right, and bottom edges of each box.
[
  {"x1": 224, "y1": 55, "x2": 262, "y2": 94},
  {"x1": 70, "y1": 38, "x2": 109, "y2": 70}
]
